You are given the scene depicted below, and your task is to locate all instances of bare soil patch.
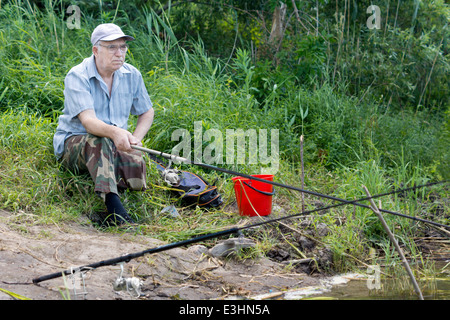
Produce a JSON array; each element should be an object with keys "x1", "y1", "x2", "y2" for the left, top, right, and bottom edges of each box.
[{"x1": 0, "y1": 209, "x2": 323, "y2": 300}]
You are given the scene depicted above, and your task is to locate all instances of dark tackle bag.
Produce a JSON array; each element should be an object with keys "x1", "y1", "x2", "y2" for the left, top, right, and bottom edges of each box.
[{"x1": 148, "y1": 155, "x2": 223, "y2": 208}]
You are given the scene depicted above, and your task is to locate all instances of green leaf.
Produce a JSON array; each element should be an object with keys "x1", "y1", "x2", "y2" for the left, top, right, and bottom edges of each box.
[{"x1": 0, "y1": 287, "x2": 31, "y2": 300}]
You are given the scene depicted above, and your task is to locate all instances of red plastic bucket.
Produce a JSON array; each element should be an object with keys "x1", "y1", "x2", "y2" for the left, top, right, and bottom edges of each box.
[{"x1": 231, "y1": 174, "x2": 275, "y2": 217}]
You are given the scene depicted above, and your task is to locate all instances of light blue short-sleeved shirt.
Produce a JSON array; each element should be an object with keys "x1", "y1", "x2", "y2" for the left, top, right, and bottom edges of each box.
[{"x1": 53, "y1": 55, "x2": 153, "y2": 158}]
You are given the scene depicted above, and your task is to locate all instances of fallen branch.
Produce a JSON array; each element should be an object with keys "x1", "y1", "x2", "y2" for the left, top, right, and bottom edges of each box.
[{"x1": 363, "y1": 185, "x2": 424, "y2": 300}]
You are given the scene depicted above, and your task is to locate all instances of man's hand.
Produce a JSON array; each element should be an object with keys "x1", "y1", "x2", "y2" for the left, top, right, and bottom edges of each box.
[
  {"x1": 78, "y1": 109, "x2": 143, "y2": 153},
  {"x1": 111, "y1": 127, "x2": 141, "y2": 152}
]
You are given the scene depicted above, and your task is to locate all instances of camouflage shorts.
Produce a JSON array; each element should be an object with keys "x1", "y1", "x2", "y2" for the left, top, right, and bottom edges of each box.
[{"x1": 61, "y1": 134, "x2": 147, "y2": 195}]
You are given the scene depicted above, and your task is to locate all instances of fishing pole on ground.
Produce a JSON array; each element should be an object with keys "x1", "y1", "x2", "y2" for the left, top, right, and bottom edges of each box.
[
  {"x1": 132, "y1": 145, "x2": 449, "y2": 229},
  {"x1": 32, "y1": 147, "x2": 448, "y2": 284},
  {"x1": 32, "y1": 176, "x2": 448, "y2": 284},
  {"x1": 32, "y1": 228, "x2": 239, "y2": 284}
]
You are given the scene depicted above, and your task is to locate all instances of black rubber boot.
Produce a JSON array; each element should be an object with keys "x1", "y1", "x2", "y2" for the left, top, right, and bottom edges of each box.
[{"x1": 104, "y1": 192, "x2": 135, "y2": 226}]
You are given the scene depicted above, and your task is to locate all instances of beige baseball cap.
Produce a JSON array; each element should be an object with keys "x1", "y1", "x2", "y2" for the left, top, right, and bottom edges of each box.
[{"x1": 91, "y1": 23, "x2": 135, "y2": 45}]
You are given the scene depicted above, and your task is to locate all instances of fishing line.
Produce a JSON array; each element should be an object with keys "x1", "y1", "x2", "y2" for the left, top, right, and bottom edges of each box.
[
  {"x1": 239, "y1": 180, "x2": 450, "y2": 231},
  {"x1": 32, "y1": 147, "x2": 448, "y2": 284},
  {"x1": 132, "y1": 145, "x2": 448, "y2": 228}
]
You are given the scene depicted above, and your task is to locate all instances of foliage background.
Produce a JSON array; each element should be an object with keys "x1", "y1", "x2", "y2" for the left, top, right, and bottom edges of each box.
[
  {"x1": 0, "y1": 0, "x2": 448, "y2": 273},
  {"x1": 0, "y1": 0, "x2": 448, "y2": 177}
]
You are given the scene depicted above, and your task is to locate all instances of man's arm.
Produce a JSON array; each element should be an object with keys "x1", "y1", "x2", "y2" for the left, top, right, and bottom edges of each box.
[
  {"x1": 132, "y1": 108, "x2": 154, "y2": 143},
  {"x1": 78, "y1": 109, "x2": 140, "y2": 152}
]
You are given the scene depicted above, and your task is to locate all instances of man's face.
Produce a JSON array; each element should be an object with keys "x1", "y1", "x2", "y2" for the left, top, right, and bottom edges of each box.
[{"x1": 93, "y1": 38, "x2": 127, "y2": 75}]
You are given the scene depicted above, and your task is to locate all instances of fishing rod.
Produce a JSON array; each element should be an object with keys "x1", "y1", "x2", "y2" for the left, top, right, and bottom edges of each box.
[
  {"x1": 32, "y1": 146, "x2": 448, "y2": 284},
  {"x1": 32, "y1": 176, "x2": 448, "y2": 284},
  {"x1": 132, "y1": 145, "x2": 449, "y2": 229},
  {"x1": 33, "y1": 228, "x2": 239, "y2": 284}
]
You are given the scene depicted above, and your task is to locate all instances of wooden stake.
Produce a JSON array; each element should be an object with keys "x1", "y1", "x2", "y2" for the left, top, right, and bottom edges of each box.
[
  {"x1": 362, "y1": 185, "x2": 424, "y2": 300},
  {"x1": 300, "y1": 135, "x2": 305, "y2": 212}
]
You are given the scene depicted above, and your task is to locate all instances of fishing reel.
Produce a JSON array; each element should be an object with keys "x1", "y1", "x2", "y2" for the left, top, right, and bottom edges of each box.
[
  {"x1": 113, "y1": 263, "x2": 143, "y2": 298},
  {"x1": 160, "y1": 160, "x2": 181, "y2": 187}
]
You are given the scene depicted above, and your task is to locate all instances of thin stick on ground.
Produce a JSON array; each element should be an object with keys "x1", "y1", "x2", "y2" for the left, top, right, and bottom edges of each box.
[
  {"x1": 362, "y1": 185, "x2": 424, "y2": 300},
  {"x1": 300, "y1": 135, "x2": 305, "y2": 213}
]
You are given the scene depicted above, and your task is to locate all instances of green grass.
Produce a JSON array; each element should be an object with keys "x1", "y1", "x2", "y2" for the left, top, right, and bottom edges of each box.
[
  {"x1": 0, "y1": 1, "x2": 448, "y2": 275},
  {"x1": 0, "y1": 108, "x2": 448, "y2": 271}
]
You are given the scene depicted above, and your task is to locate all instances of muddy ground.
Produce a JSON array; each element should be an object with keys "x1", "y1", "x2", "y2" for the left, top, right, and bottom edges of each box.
[{"x1": 0, "y1": 209, "x2": 330, "y2": 300}]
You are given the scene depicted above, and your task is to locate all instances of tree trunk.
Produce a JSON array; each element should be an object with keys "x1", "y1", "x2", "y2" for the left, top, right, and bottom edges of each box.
[{"x1": 269, "y1": 3, "x2": 287, "y2": 44}]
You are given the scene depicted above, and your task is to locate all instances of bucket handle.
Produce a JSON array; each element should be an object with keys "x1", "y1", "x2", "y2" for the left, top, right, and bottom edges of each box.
[{"x1": 242, "y1": 181, "x2": 275, "y2": 196}]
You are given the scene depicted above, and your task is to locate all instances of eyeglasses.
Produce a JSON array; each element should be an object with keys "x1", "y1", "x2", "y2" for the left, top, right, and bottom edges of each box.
[{"x1": 98, "y1": 43, "x2": 128, "y2": 53}]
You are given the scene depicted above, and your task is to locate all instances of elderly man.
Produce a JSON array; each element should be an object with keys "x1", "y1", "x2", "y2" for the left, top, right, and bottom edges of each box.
[{"x1": 53, "y1": 23, "x2": 154, "y2": 226}]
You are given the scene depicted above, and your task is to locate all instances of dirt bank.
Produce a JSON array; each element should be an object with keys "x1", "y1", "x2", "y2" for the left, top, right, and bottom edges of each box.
[{"x1": 0, "y1": 209, "x2": 326, "y2": 300}]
